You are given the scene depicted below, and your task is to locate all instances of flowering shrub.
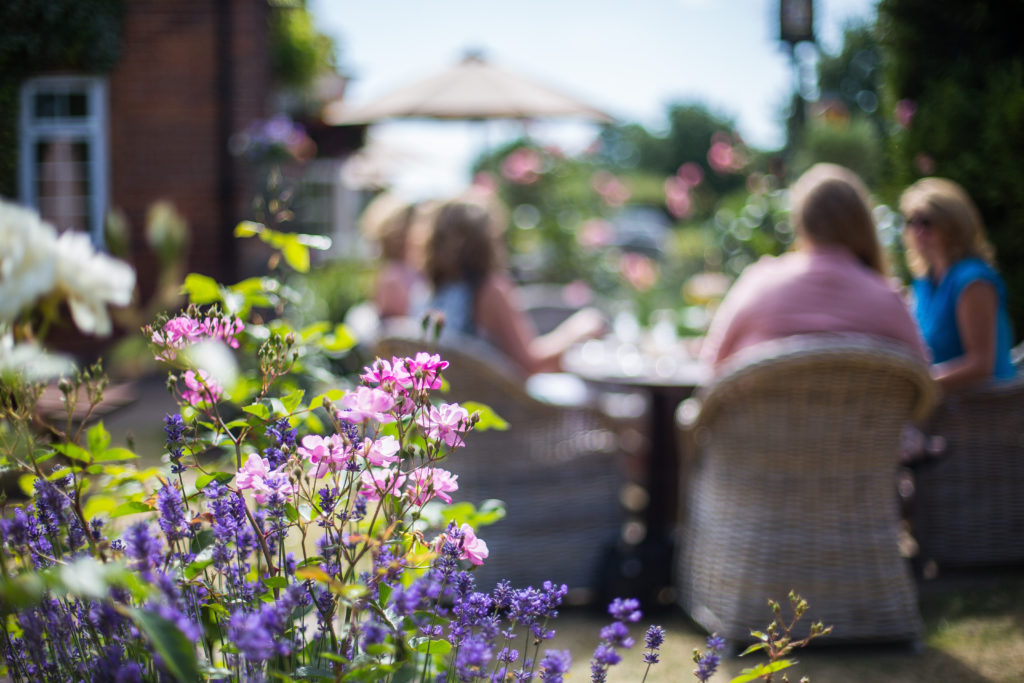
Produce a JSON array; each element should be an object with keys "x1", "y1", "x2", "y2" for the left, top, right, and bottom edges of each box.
[{"x1": 0, "y1": 201, "x2": 825, "y2": 682}]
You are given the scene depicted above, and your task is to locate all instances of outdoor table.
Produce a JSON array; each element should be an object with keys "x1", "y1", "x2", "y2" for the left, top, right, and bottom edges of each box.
[{"x1": 562, "y1": 337, "x2": 709, "y2": 606}]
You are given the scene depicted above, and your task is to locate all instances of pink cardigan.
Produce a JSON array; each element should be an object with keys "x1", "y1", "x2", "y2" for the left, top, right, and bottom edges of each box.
[{"x1": 700, "y1": 245, "x2": 929, "y2": 371}]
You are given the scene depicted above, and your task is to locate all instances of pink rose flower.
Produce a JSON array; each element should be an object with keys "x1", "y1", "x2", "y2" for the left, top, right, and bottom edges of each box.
[
  {"x1": 235, "y1": 453, "x2": 270, "y2": 490},
  {"x1": 437, "y1": 523, "x2": 488, "y2": 565},
  {"x1": 181, "y1": 369, "x2": 224, "y2": 406},
  {"x1": 337, "y1": 386, "x2": 396, "y2": 423},
  {"x1": 359, "y1": 435, "x2": 401, "y2": 467},
  {"x1": 359, "y1": 468, "x2": 406, "y2": 502},
  {"x1": 403, "y1": 352, "x2": 448, "y2": 391},
  {"x1": 298, "y1": 434, "x2": 349, "y2": 478},
  {"x1": 235, "y1": 453, "x2": 294, "y2": 504},
  {"x1": 406, "y1": 467, "x2": 459, "y2": 505},
  {"x1": 416, "y1": 403, "x2": 470, "y2": 448}
]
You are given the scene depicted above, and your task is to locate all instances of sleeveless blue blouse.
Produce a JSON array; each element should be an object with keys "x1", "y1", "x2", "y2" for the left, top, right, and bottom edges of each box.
[{"x1": 910, "y1": 257, "x2": 1016, "y2": 380}]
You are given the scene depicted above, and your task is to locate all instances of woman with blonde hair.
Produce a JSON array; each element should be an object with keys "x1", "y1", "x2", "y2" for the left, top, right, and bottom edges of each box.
[
  {"x1": 900, "y1": 177, "x2": 1015, "y2": 390},
  {"x1": 420, "y1": 194, "x2": 604, "y2": 375},
  {"x1": 359, "y1": 192, "x2": 430, "y2": 319},
  {"x1": 700, "y1": 163, "x2": 927, "y2": 370}
]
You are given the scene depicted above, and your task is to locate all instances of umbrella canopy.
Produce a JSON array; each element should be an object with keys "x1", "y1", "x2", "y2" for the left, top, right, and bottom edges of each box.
[{"x1": 325, "y1": 52, "x2": 614, "y2": 125}]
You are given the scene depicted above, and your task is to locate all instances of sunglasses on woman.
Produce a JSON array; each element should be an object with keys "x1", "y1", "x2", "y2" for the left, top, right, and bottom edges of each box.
[{"x1": 905, "y1": 214, "x2": 934, "y2": 230}]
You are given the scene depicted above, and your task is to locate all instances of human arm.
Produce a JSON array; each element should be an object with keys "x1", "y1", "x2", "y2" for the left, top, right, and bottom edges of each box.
[
  {"x1": 475, "y1": 274, "x2": 604, "y2": 375},
  {"x1": 374, "y1": 264, "x2": 410, "y2": 319},
  {"x1": 932, "y1": 280, "x2": 998, "y2": 391}
]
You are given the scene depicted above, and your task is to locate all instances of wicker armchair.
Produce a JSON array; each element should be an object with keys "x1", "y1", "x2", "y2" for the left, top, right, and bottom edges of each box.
[
  {"x1": 674, "y1": 335, "x2": 936, "y2": 644},
  {"x1": 374, "y1": 324, "x2": 624, "y2": 595},
  {"x1": 912, "y1": 376, "x2": 1024, "y2": 568}
]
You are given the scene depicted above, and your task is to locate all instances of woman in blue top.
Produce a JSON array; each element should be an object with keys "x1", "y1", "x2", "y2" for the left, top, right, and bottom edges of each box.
[
  {"x1": 420, "y1": 194, "x2": 605, "y2": 375},
  {"x1": 900, "y1": 177, "x2": 1016, "y2": 391}
]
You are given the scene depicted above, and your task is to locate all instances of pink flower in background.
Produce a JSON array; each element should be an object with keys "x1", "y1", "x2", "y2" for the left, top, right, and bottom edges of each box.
[
  {"x1": 235, "y1": 453, "x2": 293, "y2": 503},
  {"x1": 707, "y1": 131, "x2": 746, "y2": 174},
  {"x1": 181, "y1": 369, "x2": 224, "y2": 406},
  {"x1": 591, "y1": 171, "x2": 631, "y2": 207},
  {"x1": 451, "y1": 523, "x2": 489, "y2": 565},
  {"x1": 236, "y1": 453, "x2": 271, "y2": 490},
  {"x1": 472, "y1": 171, "x2": 498, "y2": 192},
  {"x1": 152, "y1": 316, "x2": 204, "y2": 360},
  {"x1": 360, "y1": 435, "x2": 401, "y2": 467},
  {"x1": 406, "y1": 467, "x2": 459, "y2": 505},
  {"x1": 417, "y1": 402, "x2": 471, "y2": 448},
  {"x1": 202, "y1": 316, "x2": 243, "y2": 349},
  {"x1": 895, "y1": 99, "x2": 916, "y2": 129},
  {"x1": 403, "y1": 352, "x2": 448, "y2": 391},
  {"x1": 677, "y1": 162, "x2": 705, "y2": 188},
  {"x1": 620, "y1": 252, "x2": 659, "y2": 292},
  {"x1": 577, "y1": 218, "x2": 614, "y2": 249},
  {"x1": 360, "y1": 358, "x2": 402, "y2": 387},
  {"x1": 338, "y1": 386, "x2": 395, "y2": 423},
  {"x1": 359, "y1": 468, "x2": 406, "y2": 502},
  {"x1": 664, "y1": 177, "x2": 693, "y2": 220},
  {"x1": 501, "y1": 147, "x2": 542, "y2": 185},
  {"x1": 298, "y1": 434, "x2": 349, "y2": 477}
]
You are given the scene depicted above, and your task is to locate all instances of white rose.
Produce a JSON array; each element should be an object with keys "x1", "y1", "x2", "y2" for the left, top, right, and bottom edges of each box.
[
  {"x1": 0, "y1": 200, "x2": 58, "y2": 323},
  {"x1": 54, "y1": 230, "x2": 136, "y2": 336}
]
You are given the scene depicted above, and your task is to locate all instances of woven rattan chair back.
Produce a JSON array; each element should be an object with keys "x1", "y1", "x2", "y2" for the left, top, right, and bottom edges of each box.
[
  {"x1": 374, "y1": 326, "x2": 623, "y2": 597},
  {"x1": 676, "y1": 334, "x2": 936, "y2": 644},
  {"x1": 913, "y1": 376, "x2": 1024, "y2": 568}
]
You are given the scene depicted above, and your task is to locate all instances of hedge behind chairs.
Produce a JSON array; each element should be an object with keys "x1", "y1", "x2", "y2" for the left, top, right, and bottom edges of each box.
[
  {"x1": 675, "y1": 334, "x2": 936, "y2": 646},
  {"x1": 912, "y1": 376, "x2": 1024, "y2": 568},
  {"x1": 374, "y1": 321, "x2": 626, "y2": 599}
]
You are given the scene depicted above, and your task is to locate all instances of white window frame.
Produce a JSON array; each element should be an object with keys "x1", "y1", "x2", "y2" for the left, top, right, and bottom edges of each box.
[{"x1": 18, "y1": 75, "x2": 109, "y2": 245}]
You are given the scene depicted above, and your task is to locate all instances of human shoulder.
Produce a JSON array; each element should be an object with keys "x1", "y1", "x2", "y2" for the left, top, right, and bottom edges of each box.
[{"x1": 948, "y1": 257, "x2": 1003, "y2": 295}]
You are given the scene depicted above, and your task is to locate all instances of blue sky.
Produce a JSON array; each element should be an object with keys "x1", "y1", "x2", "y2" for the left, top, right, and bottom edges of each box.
[{"x1": 310, "y1": 0, "x2": 878, "y2": 199}]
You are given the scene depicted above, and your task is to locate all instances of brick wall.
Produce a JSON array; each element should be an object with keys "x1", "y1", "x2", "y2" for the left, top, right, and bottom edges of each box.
[{"x1": 108, "y1": 0, "x2": 270, "y2": 301}]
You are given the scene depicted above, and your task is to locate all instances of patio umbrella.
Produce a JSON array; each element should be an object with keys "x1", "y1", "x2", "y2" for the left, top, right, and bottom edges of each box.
[{"x1": 324, "y1": 52, "x2": 614, "y2": 125}]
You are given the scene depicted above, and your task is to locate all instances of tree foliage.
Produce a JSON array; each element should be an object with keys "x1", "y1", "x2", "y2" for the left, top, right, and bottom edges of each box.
[
  {"x1": 599, "y1": 103, "x2": 748, "y2": 197},
  {"x1": 878, "y1": 0, "x2": 1024, "y2": 337}
]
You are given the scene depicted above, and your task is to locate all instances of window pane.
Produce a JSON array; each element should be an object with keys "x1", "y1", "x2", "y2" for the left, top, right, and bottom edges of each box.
[
  {"x1": 34, "y1": 93, "x2": 58, "y2": 119},
  {"x1": 68, "y1": 92, "x2": 88, "y2": 117},
  {"x1": 35, "y1": 139, "x2": 91, "y2": 233}
]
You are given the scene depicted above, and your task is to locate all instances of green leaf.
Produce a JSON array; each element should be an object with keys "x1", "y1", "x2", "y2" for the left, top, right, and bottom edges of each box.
[
  {"x1": 310, "y1": 389, "x2": 345, "y2": 410},
  {"x1": 86, "y1": 421, "x2": 111, "y2": 455},
  {"x1": 195, "y1": 471, "x2": 235, "y2": 492},
  {"x1": 282, "y1": 237, "x2": 311, "y2": 272},
  {"x1": 58, "y1": 557, "x2": 112, "y2": 600},
  {"x1": 234, "y1": 220, "x2": 264, "y2": 238},
  {"x1": 410, "y1": 637, "x2": 452, "y2": 655},
  {"x1": 184, "y1": 553, "x2": 214, "y2": 580},
  {"x1": 110, "y1": 501, "x2": 155, "y2": 518},
  {"x1": 321, "y1": 324, "x2": 356, "y2": 353},
  {"x1": 243, "y1": 403, "x2": 271, "y2": 420},
  {"x1": 263, "y1": 576, "x2": 289, "y2": 589},
  {"x1": 18, "y1": 473, "x2": 37, "y2": 496},
  {"x1": 83, "y1": 494, "x2": 119, "y2": 519},
  {"x1": 181, "y1": 272, "x2": 222, "y2": 304},
  {"x1": 130, "y1": 607, "x2": 202, "y2": 683},
  {"x1": 281, "y1": 389, "x2": 305, "y2": 414},
  {"x1": 737, "y1": 642, "x2": 768, "y2": 657},
  {"x1": 729, "y1": 660, "x2": 796, "y2": 683},
  {"x1": 96, "y1": 447, "x2": 138, "y2": 462},
  {"x1": 53, "y1": 442, "x2": 91, "y2": 463},
  {"x1": 460, "y1": 401, "x2": 508, "y2": 431}
]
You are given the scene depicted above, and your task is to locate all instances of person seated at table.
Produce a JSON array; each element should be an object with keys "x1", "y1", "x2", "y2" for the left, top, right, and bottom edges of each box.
[
  {"x1": 900, "y1": 177, "x2": 1016, "y2": 391},
  {"x1": 359, "y1": 192, "x2": 430, "y2": 319},
  {"x1": 420, "y1": 194, "x2": 605, "y2": 375},
  {"x1": 700, "y1": 163, "x2": 928, "y2": 371}
]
